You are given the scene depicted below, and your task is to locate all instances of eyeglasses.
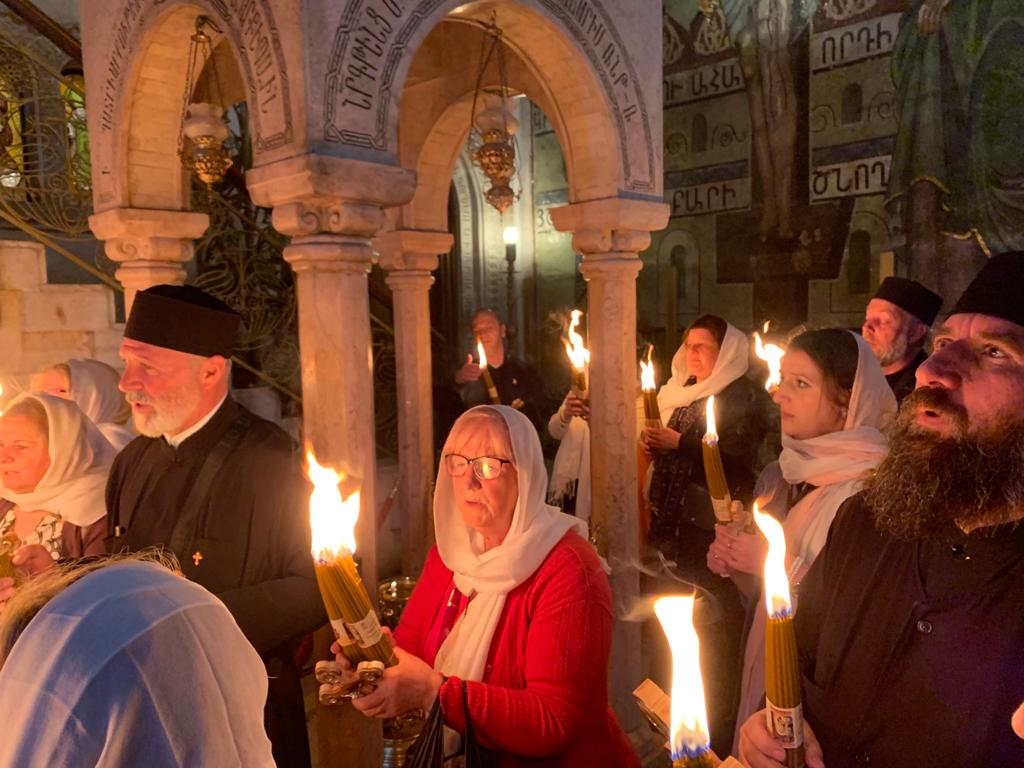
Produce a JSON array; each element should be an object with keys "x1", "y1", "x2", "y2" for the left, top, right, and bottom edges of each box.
[{"x1": 444, "y1": 453, "x2": 512, "y2": 480}]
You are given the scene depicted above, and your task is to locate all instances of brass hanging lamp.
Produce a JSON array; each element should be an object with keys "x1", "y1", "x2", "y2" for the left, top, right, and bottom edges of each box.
[
  {"x1": 468, "y1": 19, "x2": 519, "y2": 214},
  {"x1": 177, "y1": 15, "x2": 232, "y2": 186}
]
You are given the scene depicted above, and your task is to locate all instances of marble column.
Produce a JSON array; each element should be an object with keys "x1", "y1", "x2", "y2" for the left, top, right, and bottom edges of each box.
[
  {"x1": 248, "y1": 154, "x2": 416, "y2": 768},
  {"x1": 550, "y1": 197, "x2": 669, "y2": 732},
  {"x1": 376, "y1": 229, "x2": 453, "y2": 577},
  {"x1": 89, "y1": 207, "x2": 209, "y2": 313}
]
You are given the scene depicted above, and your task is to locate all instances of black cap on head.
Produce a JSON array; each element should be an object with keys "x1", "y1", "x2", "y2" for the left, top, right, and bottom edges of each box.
[
  {"x1": 950, "y1": 252, "x2": 1024, "y2": 328},
  {"x1": 872, "y1": 277, "x2": 943, "y2": 326},
  {"x1": 124, "y1": 284, "x2": 241, "y2": 357}
]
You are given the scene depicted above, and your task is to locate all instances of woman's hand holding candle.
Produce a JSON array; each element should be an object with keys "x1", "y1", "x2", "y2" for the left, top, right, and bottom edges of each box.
[
  {"x1": 562, "y1": 393, "x2": 590, "y2": 422},
  {"x1": 737, "y1": 710, "x2": 825, "y2": 768},
  {"x1": 340, "y1": 643, "x2": 444, "y2": 718},
  {"x1": 643, "y1": 426, "x2": 682, "y2": 451},
  {"x1": 710, "y1": 524, "x2": 768, "y2": 577}
]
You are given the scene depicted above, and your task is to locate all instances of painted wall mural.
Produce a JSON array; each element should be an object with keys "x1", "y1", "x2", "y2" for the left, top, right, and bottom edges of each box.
[{"x1": 642, "y1": 0, "x2": 1024, "y2": 345}]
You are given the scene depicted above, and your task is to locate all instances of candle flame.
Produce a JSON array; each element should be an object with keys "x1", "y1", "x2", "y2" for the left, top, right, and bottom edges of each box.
[
  {"x1": 640, "y1": 346, "x2": 657, "y2": 392},
  {"x1": 753, "y1": 503, "x2": 792, "y2": 618},
  {"x1": 704, "y1": 395, "x2": 718, "y2": 442},
  {"x1": 754, "y1": 330, "x2": 785, "y2": 392},
  {"x1": 563, "y1": 310, "x2": 590, "y2": 371},
  {"x1": 476, "y1": 340, "x2": 488, "y2": 369},
  {"x1": 307, "y1": 450, "x2": 360, "y2": 562},
  {"x1": 654, "y1": 595, "x2": 711, "y2": 759}
]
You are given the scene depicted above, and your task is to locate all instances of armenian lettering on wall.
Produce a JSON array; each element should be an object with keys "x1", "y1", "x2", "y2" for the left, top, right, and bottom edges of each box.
[
  {"x1": 99, "y1": 0, "x2": 292, "y2": 149},
  {"x1": 642, "y1": 0, "x2": 926, "y2": 338},
  {"x1": 323, "y1": 0, "x2": 657, "y2": 194}
]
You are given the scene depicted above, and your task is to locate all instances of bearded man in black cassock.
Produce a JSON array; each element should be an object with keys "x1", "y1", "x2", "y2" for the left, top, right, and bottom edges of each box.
[
  {"x1": 739, "y1": 254, "x2": 1024, "y2": 768},
  {"x1": 105, "y1": 285, "x2": 325, "y2": 768}
]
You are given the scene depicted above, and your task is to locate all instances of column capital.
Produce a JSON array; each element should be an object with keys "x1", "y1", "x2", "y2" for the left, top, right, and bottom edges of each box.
[
  {"x1": 89, "y1": 207, "x2": 209, "y2": 243},
  {"x1": 272, "y1": 200, "x2": 387, "y2": 239},
  {"x1": 246, "y1": 153, "x2": 417, "y2": 211},
  {"x1": 374, "y1": 229, "x2": 453, "y2": 274},
  {"x1": 89, "y1": 207, "x2": 209, "y2": 266},
  {"x1": 548, "y1": 196, "x2": 669, "y2": 241}
]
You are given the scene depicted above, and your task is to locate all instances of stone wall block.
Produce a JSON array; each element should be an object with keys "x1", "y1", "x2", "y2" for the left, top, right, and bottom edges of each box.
[
  {"x1": 0, "y1": 241, "x2": 47, "y2": 290},
  {"x1": 22, "y1": 286, "x2": 116, "y2": 333}
]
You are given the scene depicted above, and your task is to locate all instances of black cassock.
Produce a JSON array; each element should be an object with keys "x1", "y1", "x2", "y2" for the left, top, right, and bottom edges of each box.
[
  {"x1": 796, "y1": 493, "x2": 1024, "y2": 767},
  {"x1": 105, "y1": 397, "x2": 326, "y2": 768}
]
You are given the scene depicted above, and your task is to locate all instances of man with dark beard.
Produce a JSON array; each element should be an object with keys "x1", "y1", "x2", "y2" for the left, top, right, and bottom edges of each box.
[
  {"x1": 861, "y1": 276, "x2": 943, "y2": 403},
  {"x1": 104, "y1": 285, "x2": 325, "y2": 768},
  {"x1": 738, "y1": 254, "x2": 1024, "y2": 768}
]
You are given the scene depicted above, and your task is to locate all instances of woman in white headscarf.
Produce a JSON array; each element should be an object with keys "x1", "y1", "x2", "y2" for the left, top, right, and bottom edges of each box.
[
  {"x1": 707, "y1": 328, "x2": 896, "y2": 735},
  {"x1": 336, "y1": 405, "x2": 639, "y2": 767},
  {"x1": 643, "y1": 315, "x2": 771, "y2": 560},
  {"x1": 0, "y1": 556, "x2": 275, "y2": 767},
  {"x1": 641, "y1": 315, "x2": 771, "y2": 752},
  {"x1": 0, "y1": 393, "x2": 114, "y2": 561},
  {"x1": 31, "y1": 359, "x2": 135, "y2": 450}
]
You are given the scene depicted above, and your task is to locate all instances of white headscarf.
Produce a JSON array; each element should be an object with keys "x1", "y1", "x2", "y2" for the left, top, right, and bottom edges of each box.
[
  {"x1": 0, "y1": 561, "x2": 274, "y2": 768},
  {"x1": 656, "y1": 322, "x2": 750, "y2": 424},
  {"x1": 66, "y1": 359, "x2": 135, "y2": 450},
  {"x1": 433, "y1": 405, "x2": 588, "y2": 682},
  {"x1": 736, "y1": 331, "x2": 895, "y2": 731},
  {"x1": 1, "y1": 393, "x2": 115, "y2": 527}
]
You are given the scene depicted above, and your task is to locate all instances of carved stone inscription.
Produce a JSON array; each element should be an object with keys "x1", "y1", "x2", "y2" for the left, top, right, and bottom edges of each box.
[
  {"x1": 210, "y1": 0, "x2": 293, "y2": 149},
  {"x1": 324, "y1": 0, "x2": 656, "y2": 193},
  {"x1": 100, "y1": 0, "x2": 291, "y2": 151}
]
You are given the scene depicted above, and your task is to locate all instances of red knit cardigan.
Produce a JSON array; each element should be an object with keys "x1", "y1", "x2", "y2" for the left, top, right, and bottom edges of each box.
[{"x1": 394, "y1": 532, "x2": 640, "y2": 767}]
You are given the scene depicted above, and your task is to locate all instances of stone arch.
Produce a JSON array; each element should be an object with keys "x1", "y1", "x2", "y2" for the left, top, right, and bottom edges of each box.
[
  {"x1": 82, "y1": 0, "x2": 298, "y2": 211},
  {"x1": 323, "y1": 0, "x2": 659, "y2": 206}
]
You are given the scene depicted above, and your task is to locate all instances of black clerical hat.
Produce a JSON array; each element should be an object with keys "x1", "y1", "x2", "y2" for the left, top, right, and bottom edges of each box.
[
  {"x1": 124, "y1": 284, "x2": 240, "y2": 357},
  {"x1": 873, "y1": 277, "x2": 943, "y2": 326},
  {"x1": 950, "y1": 252, "x2": 1024, "y2": 328}
]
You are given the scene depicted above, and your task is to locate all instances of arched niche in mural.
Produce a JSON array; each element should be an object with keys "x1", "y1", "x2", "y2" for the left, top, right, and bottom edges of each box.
[
  {"x1": 321, "y1": 0, "x2": 659, "y2": 202},
  {"x1": 82, "y1": 0, "x2": 297, "y2": 210}
]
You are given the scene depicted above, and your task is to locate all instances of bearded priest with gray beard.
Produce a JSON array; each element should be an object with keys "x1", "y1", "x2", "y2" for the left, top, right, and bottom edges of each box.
[
  {"x1": 105, "y1": 284, "x2": 325, "y2": 768},
  {"x1": 738, "y1": 254, "x2": 1024, "y2": 768}
]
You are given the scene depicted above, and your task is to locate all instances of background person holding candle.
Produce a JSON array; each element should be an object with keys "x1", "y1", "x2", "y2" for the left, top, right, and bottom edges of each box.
[
  {"x1": 546, "y1": 390, "x2": 591, "y2": 518},
  {"x1": 451, "y1": 309, "x2": 548, "y2": 435},
  {"x1": 707, "y1": 329, "x2": 895, "y2": 735},
  {"x1": 334, "y1": 405, "x2": 639, "y2": 766},
  {"x1": 642, "y1": 314, "x2": 771, "y2": 752},
  {"x1": 738, "y1": 254, "x2": 1024, "y2": 767}
]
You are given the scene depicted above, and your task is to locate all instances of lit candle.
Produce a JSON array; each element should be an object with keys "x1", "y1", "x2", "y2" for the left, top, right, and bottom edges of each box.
[
  {"x1": 640, "y1": 345, "x2": 661, "y2": 427},
  {"x1": 477, "y1": 341, "x2": 501, "y2": 404},
  {"x1": 563, "y1": 309, "x2": 590, "y2": 403},
  {"x1": 654, "y1": 595, "x2": 715, "y2": 768},
  {"x1": 702, "y1": 395, "x2": 733, "y2": 525},
  {"x1": 307, "y1": 450, "x2": 395, "y2": 668},
  {"x1": 753, "y1": 505, "x2": 805, "y2": 768},
  {"x1": 754, "y1": 323, "x2": 785, "y2": 393}
]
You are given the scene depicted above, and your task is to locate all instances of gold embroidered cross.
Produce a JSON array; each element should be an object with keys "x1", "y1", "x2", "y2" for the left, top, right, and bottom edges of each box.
[{"x1": 192, "y1": 551, "x2": 203, "y2": 567}]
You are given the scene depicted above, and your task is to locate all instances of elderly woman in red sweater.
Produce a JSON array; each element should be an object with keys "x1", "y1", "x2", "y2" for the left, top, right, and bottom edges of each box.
[{"x1": 336, "y1": 405, "x2": 638, "y2": 766}]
